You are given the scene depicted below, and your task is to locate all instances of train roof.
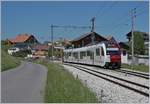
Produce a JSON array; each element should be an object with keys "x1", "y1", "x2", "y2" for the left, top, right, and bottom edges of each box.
[{"x1": 64, "y1": 42, "x2": 106, "y2": 52}]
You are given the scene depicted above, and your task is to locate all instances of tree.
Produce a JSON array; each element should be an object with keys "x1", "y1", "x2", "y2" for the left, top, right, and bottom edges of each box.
[
  {"x1": 1, "y1": 39, "x2": 9, "y2": 45},
  {"x1": 129, "y1": 31, "x2": 145, "y2": 55},
  {"x1": 48, "y1": 48, "x2": 52, "y2": 57}
]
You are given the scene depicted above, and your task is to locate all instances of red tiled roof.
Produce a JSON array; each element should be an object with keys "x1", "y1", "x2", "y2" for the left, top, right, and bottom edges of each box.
[{"x1": 9, "y1": 34, "x2": 32, "y2": 43}]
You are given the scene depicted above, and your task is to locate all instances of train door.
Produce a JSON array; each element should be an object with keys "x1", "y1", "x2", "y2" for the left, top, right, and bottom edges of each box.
[
  {"x1": 94, "y1": 48, "x2": 100, "y2": 65},
  {"x1": 100, "y1": 46, "x2": 105, "y2": 66},
  {"x1": 92, "y1": 50, "x2": 94, "y2": 65},
  {"x1": 87, "y1": 50, "x2": 93, "y2": 65}
]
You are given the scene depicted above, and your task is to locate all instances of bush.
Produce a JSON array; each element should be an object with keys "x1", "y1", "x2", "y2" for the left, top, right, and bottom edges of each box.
[{"x1": 12, "y1": 50, "x2": 31, "y2": 57}]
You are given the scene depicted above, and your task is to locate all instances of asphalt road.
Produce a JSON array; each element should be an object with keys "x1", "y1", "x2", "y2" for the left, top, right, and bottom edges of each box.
[{"x1": 1, "y1": 62, "x2": 47, "y2": 103}]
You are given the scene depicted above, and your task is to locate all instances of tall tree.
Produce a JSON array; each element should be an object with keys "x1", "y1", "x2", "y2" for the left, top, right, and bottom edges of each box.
[{"x1": 129, "y1": 31, "x2": 145, "y2": 55}]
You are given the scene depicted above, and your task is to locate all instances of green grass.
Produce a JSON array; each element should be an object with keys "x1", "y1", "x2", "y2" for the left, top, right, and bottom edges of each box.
[
  {"x1": 1, "y1": 45, "x2": 22, "y2": 71},
  {"x1": 36, "y1": 60, "x2": 98, "y2": 103},
  {"x1": 121, "y1": 64, "x2": 149, "y2": 73}
]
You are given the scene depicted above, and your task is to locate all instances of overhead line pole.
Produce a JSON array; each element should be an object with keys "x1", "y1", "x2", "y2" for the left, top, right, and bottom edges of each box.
[
  {"x1": 90, "y1": 17, "x2": 96, "y2": 45},
  {"x1": 50, "y1": 24, "x2": 91, "y2": 61},
  {"x1": 91, "y1": 17, "x2": 95, "y2": 32},
  {"x1": 131, "y1": 8, "x2": 136, "y2": 69},
  {"x1": 51, "y1": 24, "x2": 54, "y2": 61}
]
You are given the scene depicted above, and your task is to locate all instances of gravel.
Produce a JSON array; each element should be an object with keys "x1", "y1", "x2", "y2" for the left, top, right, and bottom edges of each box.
[
  {"x1": 77, "y1": 64, "x2": 149, "y2": 87},
  {"x1": 63, "y1": 64, "x2": 149, "y2": 103}
]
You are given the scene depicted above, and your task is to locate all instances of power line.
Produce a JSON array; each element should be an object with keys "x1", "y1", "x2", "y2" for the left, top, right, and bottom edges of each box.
[
  {"x1": 96, "y1": 1, "x2": 147, "y2": 34},
  {"x1": 52, "y1": 25, "x2": 91, "y2": 29},
  {"x1": 50, "y1": 24, "x2": 91, "y2": 60},
  {"x1": 95, "y1": 2, "x2": 107, "y2": 18},
  {"x1": 89, "y1": 2, "x2": 118, "y2": 32},
  {"x1": 109, "y1": 5, "x2": 148, "y2": 35},
  {"x1": 109, "y1": 17, "x2": 131, "y2": 34},
  {"x1": 136, "y1": 7, "x2": 148, "y2": 16},
  {"x1": 95, "y1": 1, "x2": 118, "y2": 18}
]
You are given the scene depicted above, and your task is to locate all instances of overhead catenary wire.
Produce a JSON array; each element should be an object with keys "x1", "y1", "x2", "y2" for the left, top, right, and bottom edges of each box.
[
  {"x1": 109, "y1": 6, "x2": 148, "y2": 35},
  {"x1": 109, "y1": 9, "x2": 147, "y2": 43},
  {"x1": 53, "y1": 26, "x2": 90, "y2": 41},
  {"x1": 89, "y1": 1, "x2": 118, "y2": 32},
  {"x1": 93, "y1": 1, "x2": 148, "y2": 35},
  {"x1": 95, "y1": 1, "x2": 118, "y2": 19}
]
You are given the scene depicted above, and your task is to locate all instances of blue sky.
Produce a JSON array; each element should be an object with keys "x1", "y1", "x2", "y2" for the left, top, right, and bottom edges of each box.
[{"x1": 1, "y1": 1, "x2": 149, "y2": 43}]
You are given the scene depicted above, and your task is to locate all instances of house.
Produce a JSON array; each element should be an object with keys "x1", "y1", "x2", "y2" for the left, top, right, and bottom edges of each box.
[
  {"x1": 71, "y1": 32, "x2": 108, "y2": 48},
  {"x1": 67, "y1": 31, "x2": 129, "y2": 64},
  {"x1": 119, "y1": 42, "x2": 129, "y2": 51},
  {"x1": 126, "y1": 31, "x2": 149, "y2": 42},
  {"x1": 7, "y1": 33, "x2": 39, "y2": 44},
  {"x1": 119, "y1": 42, "x2": 130, "y2": 64},
  {"x1": 126, "y1": 31, "x2": 149, "y2": 54},
  {"x1": 53, "y1": 46, "x2": 64, "y2": 59},
  {"x1": 31, "y1": 44, "x2": 50, "y2": 58},
  {"x1": 105, "y1": 35, "x2": 118, "y2": 43},
  {"x1": 8, "y1": 43, "x2": 32, "y2": 55},
  {"x1": 70, "y1": 32, "x2": 119, "y2": 49}
]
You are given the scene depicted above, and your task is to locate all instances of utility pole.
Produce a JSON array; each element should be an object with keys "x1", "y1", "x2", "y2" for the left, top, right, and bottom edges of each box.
[
  {"x1": 91, "y1": 17, "x2": 96, "y2": 45},
  {"x1": 91, "y1": 17, "x2": 96, "y2": 32},
  {"x1": 51, "y1": 24, "x2": 54, "y2": 61},
  {"x1": 49, "y1": 25, "x2": 91, "y2": 61},
  {"x1": 131, "y1": 8, "x2": 136, "y2": 69}
]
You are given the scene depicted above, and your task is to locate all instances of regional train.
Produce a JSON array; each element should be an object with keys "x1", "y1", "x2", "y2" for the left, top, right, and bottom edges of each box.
[{"x1": 63, "y1": 41, "x2": 121, "y2": 69}]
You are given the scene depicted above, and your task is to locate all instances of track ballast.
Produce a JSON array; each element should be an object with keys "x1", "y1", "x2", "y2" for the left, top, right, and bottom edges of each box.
[{"x1": 64, "y1": 63, "x2": 149, "y2": 97}]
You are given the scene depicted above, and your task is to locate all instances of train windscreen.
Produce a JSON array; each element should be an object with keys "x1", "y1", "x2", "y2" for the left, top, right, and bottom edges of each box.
[
  {"x1": 106, "y1": 50, "x2": 120, "y2": 55},
  {"x1": 106, "y1": 47, "x2": 120, "y2": 55}
]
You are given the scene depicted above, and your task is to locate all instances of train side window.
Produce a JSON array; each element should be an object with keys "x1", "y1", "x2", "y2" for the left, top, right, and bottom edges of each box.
[
  {"x1": 80, "y1": 52, "x2": 82, "y2": 59},
  {"x1": 65, "y1": 52, "x2": 68, "y2": 58},
  {"x1": 91, "y1": 51, "x2": 94, "y2": 59},
  {"x1": 87, "y1": 51, "x2": 91, "y2": 56},
  {"x1": 87, "y1": 50, "x2": 93, "y2": 59},
  {"x1": 73, "y1": 52, "x2": 78, "y2": 59},
  {"x1": 68, "y1": 52, "x2": 71, "y2": 56},
  {"x1": 96, "y1": 48, "x2": 100, "y2": 56},
  {"x1": 101, "y1": 47, "x2": 104, "y2": 56},
  {"x1": 80, "y1": 51, "x2": 86, "y2": 59}
]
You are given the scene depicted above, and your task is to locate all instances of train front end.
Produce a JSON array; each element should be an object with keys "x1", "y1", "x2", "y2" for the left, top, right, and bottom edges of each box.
[{"x1": 105, "y1": 42, "x2": 121, "y2": 69}]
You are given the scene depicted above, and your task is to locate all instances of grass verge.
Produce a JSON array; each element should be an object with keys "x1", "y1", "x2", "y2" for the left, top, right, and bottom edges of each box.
[
  {"x1": 1, "y1": 49, "x2": 22, "y2": 71},
  {"x1": 35, "y1": 60, "x2": 98, "y2": 103},
  {"x1": 1, "y1": 45, "x2": 22, "y2": 71},
  {"x1": 121, "y1": 64, "x2": 149, "y2": 73}
]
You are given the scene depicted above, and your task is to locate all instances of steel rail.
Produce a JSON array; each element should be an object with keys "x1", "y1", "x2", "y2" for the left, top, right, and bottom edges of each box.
[
  {"x1": 64, "y1": 63, "x2": 149, "y2": 97},
  {"x1": 64, "y1": 62, "x2": 149, "y2": 79},
  {"x1": 115, "y1": 69, "x2": 149, "y2": 79}
]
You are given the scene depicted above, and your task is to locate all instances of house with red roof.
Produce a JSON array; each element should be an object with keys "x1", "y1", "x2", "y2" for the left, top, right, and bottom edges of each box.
[
  {"x1": 31, "y1": 44, "x2": 50, "y2": 58},
  {"x1": 7, "y1": 33, "x2": 38, "y2": 44}
]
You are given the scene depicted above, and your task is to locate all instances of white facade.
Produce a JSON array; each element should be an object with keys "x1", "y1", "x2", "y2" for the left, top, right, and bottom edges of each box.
[{"x1": 121, "y1": 51, "x2": 128, "y2": 64}]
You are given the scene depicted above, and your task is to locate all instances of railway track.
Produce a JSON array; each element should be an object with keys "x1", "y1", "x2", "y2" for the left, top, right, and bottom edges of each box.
[
  {"x1": 65, "y1": 62, "x2": 149, "y2": 79},
  {"x1": 64, "y1": 63, "x2": 149, "y2": 97},
  {"x1": 115, "y1": 69, "x2": 149, "y2": 79}
]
